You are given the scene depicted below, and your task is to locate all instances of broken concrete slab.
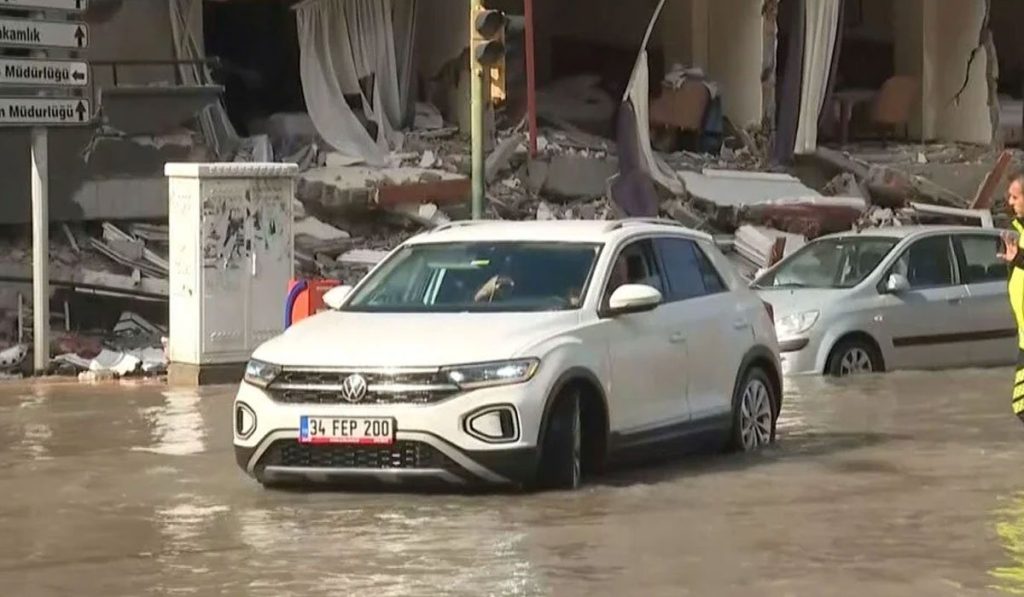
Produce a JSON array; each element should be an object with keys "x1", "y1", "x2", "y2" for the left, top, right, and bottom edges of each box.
[
  {"x1": 486, "y1": 133, "x2": 526, "y2": 183},
  {"x1": 338, "y1": 249, "x2": 390, "y2": 267},
  {"x1": 542, "y1": 155, "x2": 620, "y2": 200},
  {"x1": 100, "y1": 85, "x2": 223, "y2": 136},
  {"x1": 679, "y1": 169, "x2": 822, "y2": 209},
  {"x1": 298, "y1": 166, "x2": 470, "y2": 215}
]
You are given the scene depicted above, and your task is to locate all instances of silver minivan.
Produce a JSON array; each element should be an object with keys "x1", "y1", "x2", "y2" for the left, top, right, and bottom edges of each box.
[{"x1": 752, "y1": 225, "x2": 1016, "y2": 376}]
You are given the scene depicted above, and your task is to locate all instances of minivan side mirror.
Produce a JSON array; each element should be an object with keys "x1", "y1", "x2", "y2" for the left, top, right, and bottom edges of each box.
[
  {"x1": 883, "y1": 273, "x2": 911, "y2": 294},
  {"x1": 604, "y1": 284, "x2": 662, "y2": 316},
  {"x1": 323, "y1": 285, "x2": 354, "y2": 310}
]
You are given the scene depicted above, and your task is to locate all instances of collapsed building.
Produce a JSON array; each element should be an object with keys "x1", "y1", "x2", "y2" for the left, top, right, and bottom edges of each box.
[{"x1": 0, "y1": 0, "x2": 1021, "y2": 377}]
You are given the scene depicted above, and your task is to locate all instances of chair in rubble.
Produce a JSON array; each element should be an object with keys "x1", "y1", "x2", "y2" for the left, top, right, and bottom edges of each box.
[{"x1": 871, "y1": 75, "x2": 920, "y2": 141}]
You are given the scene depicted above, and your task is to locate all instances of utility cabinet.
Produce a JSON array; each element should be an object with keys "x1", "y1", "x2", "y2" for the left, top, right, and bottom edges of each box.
[{"x1": 165, "y1": 163, "x2": 297, "y2": 370}]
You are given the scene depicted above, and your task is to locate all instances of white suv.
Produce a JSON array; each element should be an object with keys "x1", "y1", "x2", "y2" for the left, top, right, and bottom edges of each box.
[{"x1": 233, "y1": 219, "x2": 782, "y2": 491}]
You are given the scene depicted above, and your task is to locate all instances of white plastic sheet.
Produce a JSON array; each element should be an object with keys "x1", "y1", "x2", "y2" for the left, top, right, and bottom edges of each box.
[
  {"x1": 793, "y1": 0, "x2": 842, "y2": 155},
  {"x1": 295, "y1": 0, "x2": 417, "y2": 166}
]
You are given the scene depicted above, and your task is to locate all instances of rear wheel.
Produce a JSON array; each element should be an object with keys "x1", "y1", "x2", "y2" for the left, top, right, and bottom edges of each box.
[
  {"x1": 827, "y1": 339, "x2": 882, "y2": 377},
  {"x1": 730, "y1": 366, "x2": 777, "y2": 452},
  {"x1": 537, "y1": 390, "x2": 582, "y2": 490}
]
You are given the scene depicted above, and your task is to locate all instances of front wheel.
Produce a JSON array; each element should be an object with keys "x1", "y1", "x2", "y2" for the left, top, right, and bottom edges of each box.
[
  {"x1": 536, "y1": 390, "x2": 582, "y2": 490},
  {"x1": 730, "y1": 367, "x2": 777, "y2": 452},
  {"x1": 827, "y1": 339, "x2": 882, "y2": 377}
]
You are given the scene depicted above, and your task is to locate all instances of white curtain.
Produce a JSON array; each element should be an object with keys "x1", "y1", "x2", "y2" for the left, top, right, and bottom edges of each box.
[
  {"x1": 295, "y1": 0, "x2": 417, "y2": 167},
  {"x1": 793, "y1": 0, "x2": 841, "y2": 155},
  {"x1": 624, "y1": 0, "x2": 684, "y2": 195}
]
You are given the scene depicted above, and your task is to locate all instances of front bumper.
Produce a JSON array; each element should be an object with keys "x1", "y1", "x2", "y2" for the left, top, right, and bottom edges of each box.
[
  {"x1": 233, "y1": 381, "x2": 544, "y2": 488},
  {"x1": 778, "y1": 336, "x2": 820, "y2": 376}
]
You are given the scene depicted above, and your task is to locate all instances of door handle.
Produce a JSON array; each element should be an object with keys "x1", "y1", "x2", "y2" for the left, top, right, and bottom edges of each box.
[
  {"x1": 947, "y1": 297, "x2": 963, "y2": 305},
  {"x1": 669, "y1": 332, "x2": 686, "y2": 344},
  {"x1": 733, "y1": 318, "x2": 750, "y2": 330}
]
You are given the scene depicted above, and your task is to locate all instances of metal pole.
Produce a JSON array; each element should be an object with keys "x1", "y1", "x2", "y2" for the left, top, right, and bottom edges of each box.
[
  {"x1": 31, "y1": 127, "x2": 49, "y2": 374},
  {"x1": 524, "y1": 0, "x2": 538, "y2": 157},
  {"x1": 470, "y1": 0, "x2": 485, "y2": 220}
]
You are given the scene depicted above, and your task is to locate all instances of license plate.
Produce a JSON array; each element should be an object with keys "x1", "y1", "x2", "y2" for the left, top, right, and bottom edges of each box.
[{"x1": 299, "y1": 416, "x2": 395, "y2": 445}]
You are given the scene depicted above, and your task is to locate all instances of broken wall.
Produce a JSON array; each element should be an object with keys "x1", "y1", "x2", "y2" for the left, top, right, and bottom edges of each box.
[
  {"x1": 921, "y1": 0, "x2": 993, "y2": 145},
  {"x1": 0, "y1": 0, "x2": 210, "y2": 224}
]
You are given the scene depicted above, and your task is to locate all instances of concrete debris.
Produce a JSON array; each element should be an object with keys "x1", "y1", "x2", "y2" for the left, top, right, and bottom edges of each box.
[
  {"x1": 541, "y1": 155, "x2": 619, "y2": 200},
  {"x1": 414, "y1": 102, "x2": 444, "y2": 131},
  {"x1": 419, "y1": 150, "x2": 438, "y2": 169},
  {"x1": 485, "y1": 133, "x2": 526, "y2": 183},
  {"x1": 338, "y1": 249, "x2": 389, "y2": 267},
  {"x1": 733, "y1": 225, "x2": 807, "y2": 270},
  {"x1": 0, "y1": 343, "x2": 27, "y2": 370}
]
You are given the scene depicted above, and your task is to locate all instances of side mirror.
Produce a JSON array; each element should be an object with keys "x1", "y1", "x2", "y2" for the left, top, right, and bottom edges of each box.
[
  {"x1": 605, "y1": 284, "x2": 662, "y2": 316},
  {"x1": 884, "y1": 273, "x2": 910, "y2": 294},
  {"x1": 323, "y1": 285, "x2": 354, "y2": 310}
]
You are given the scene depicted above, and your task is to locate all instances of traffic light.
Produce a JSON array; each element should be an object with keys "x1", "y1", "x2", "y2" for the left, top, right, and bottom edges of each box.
[{"x1": 472, "y1": 5, "x2": 507, "y2": 103}]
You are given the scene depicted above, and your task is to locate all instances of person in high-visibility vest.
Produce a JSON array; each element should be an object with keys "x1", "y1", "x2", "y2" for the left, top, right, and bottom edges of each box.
[{"x1": 999, "y1": 173, "x2": 1024, "y2": 420}]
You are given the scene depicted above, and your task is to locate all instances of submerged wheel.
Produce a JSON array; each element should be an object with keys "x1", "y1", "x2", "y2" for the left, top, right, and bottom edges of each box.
[
  {"x1": 537, "y1": 389, "x2": 582, "y2": 490},
  {"x1": 730, "y1": 367, "x2": 777, "y2": 452},
  {"x1": 827, "y1": 339, "x2": 882, "y2": 377}
]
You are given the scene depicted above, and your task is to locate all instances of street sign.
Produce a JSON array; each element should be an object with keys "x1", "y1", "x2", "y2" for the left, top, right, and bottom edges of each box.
[
  {"x1": 0, "y1": 97, "x2": 90, "y2": 125},
  {"x1": 0, "y1": 57, "x2": 87, "y2": 87},
  {"x1": 0, "y1": 0, "x2": 87, "y2": 11},
  {"x1": 0, "y1": 18, "x2": 87, "y2": 50}
]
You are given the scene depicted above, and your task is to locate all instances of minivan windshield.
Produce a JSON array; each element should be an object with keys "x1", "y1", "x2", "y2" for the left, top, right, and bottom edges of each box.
[
  {"x1": 344, "y1": 241, "x2": 602, "y2": 313},
  {"x1": 754, "y1": 236, "x2": 899, "y2": 289}
]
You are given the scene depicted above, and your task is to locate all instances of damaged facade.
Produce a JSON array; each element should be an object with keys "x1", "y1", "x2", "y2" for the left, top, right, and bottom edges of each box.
[{"x1": 1, "y1": 0, "x2": 1023, "y2": 377}]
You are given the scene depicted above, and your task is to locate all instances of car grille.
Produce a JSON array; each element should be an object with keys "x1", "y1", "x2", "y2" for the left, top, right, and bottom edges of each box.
[
  {"x1": 261, "y1": 440, "x2": 457, "y2": 470},
  {"x1": 268, "y1": 369, "x2": 459, "y2": 405}
]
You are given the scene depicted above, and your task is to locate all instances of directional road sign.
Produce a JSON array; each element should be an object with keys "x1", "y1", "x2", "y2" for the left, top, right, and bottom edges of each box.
[
  {"x1": 0, "y1": 97, "x2": 90, "y2": 125},
  {"x1": 0, "y1": 57, "x2": 87, "y2": 87},
  {"x1": 0, "y1": 18, "x2": 87, "y2": 50},
  {"x1": 0, "y1": 0, "x2": 87, "y2": 11}
]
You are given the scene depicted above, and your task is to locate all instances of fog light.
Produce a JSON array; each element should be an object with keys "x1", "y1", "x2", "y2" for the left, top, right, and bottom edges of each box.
[
  {"x1": 465, "y1": 406, "x2": 518, "y2": 443},
  {"x1": 235, "y1": 402, "x2": 256, "y2": 439}
]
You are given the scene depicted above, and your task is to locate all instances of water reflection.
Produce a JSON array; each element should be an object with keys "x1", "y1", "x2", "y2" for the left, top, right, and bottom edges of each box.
[
  {"x1": 13, "y1": 386, "x2": 52, "y2": 461},
  {"x1": 990, "y1": 492, "x2": 1024, "y2": 595},
  {"x1": 132, "y1": 389, "x2": 206, "y2": 456},
  {"x1": 233, "y1": 502, "x2": 543, "y2": 597}
]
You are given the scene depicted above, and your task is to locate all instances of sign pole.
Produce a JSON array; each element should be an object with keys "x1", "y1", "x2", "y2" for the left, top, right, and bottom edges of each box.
[{"x1": 30, "y1": 125, "x2": 48, "y2": 373}]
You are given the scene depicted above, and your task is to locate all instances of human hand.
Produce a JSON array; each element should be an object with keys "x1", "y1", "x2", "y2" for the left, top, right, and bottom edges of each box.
[{"x1": 999, "y1": 231, "x2": 1019, "y2": 263}]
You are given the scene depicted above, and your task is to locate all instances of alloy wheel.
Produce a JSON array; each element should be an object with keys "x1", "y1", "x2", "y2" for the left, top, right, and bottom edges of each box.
[
  {"x1": 839, "y1": 347, "x2": 874, "y2": 376},
  {"x1": 740, "y1": 378, "x2": 773, "y2": 451}
]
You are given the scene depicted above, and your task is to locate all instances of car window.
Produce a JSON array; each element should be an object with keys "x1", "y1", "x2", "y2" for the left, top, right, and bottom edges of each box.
[
  {"x1": 755, "y1": 236, "x2": 898, "y2": 289},
  {"x1": 890, "y1": 235, "x2": 955, "y2": 289},
  {"x1": 955, "y1": 234, "x2": 1008, "y2": 284},
  {"x1": 655, "y1": 237, "x2": 725, "y2": 301},
  {"x1": 602, "y1": 239, "x2": 664, "y2": 306}
]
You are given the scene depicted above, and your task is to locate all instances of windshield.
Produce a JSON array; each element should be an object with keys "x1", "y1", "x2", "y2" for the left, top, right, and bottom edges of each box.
[
  {"x1": 344, "y1": 241, "x2": 602, "y2": 313},
  {"x1": 755, "y1": 236, "x2": 899, "y2": 289}
]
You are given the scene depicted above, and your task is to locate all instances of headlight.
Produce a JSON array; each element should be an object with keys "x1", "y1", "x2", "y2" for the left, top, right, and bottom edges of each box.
[
  {"x1": 441, "y1": 358, "x2": 540, "y2": 390},
  {"x1": 244, "y1": 359, "x2": 280, "y2": 388},
  {"x1": 775, "y1": 310, "x2": 820, "y2": 337}
]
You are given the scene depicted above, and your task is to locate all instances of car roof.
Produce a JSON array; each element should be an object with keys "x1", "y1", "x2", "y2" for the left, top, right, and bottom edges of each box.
[
  {"x1": 403, "y1": 218, "x2": 713, "y2": 246},
  {"x1": 818, "y1": 224, "x2": 1000, "y2": 241}
]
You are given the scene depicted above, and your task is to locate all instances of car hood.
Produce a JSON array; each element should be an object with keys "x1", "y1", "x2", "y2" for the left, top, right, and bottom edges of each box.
[
  {"x1": 252, "y1": 310, "x2": 581, "y2": 368},
  {"x1": 755, "y1": 287, "x2": 851, "y2": 317}
]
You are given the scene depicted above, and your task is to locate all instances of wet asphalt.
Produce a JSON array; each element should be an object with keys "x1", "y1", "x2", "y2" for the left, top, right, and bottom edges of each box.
[{"x1": 3, "y1": 370, "x2": 1024, "y2": 596}]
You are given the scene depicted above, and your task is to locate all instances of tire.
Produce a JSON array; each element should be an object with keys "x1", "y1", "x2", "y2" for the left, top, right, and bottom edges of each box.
[
  {"x1": 730, "y1": 366, "x2": 777, "y2": 453},
  {"x1": 827, "y1": 338, "x2": 882, "y2": 377},
  {"x1": 536, "y1": 389, "x2": 583, "y2": 490}
]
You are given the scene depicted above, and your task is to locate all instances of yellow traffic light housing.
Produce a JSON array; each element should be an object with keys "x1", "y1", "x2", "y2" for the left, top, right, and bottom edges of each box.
[{"x1": 472, "y1": 7, "x2": 507, "y2": 103}]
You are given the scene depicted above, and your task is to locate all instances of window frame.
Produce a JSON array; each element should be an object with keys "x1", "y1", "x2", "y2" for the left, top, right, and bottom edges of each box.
[
  {"x1": 951, "y1": 232, "x2": 1009, "y2": 285},
  {"x1": 879, "y1": 234, "x2": 960, "y2": 291},
  {"x1": 598, "y1": 237, "x2": 666, "y2": 312},
  {"x1": 652, "y1": 236, "x2": 728, "y2": 303}
]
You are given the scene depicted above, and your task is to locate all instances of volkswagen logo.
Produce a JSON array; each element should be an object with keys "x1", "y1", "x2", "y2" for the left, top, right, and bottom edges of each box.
[{"x1": 340, "y1": 374, "x2": 368, "y2": 403}]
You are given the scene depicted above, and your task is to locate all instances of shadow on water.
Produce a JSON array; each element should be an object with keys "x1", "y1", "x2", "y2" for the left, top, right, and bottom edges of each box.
[{"x1": 591, "y1": 430, "x2": 907, "y2": 489}]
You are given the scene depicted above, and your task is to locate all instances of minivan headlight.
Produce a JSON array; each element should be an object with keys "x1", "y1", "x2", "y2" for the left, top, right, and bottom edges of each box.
[
  {"x1": 775, "y1": 310, "x2": 820, "y2": 337},
  {"x1": 244, "y1": 359, "x2": 280, "y2": 388},
  {"x1": 442, "y1": 359, "x2": 540, "y2": 390}
]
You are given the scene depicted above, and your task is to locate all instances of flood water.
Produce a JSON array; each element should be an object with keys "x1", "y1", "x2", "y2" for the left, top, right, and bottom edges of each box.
[{"x1": 3, "y1": 371, "x2": 1024, "y2": 596}]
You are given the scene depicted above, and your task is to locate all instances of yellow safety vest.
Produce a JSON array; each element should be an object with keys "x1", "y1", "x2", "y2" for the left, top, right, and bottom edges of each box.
[{"x1": 1011, "y1": 219, "x2": 1024, "y2": 350}]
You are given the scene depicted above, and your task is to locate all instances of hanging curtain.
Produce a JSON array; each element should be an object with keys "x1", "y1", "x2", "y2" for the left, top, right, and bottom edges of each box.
[
  {"x1": 793, "y1": 0, "x2": 842, "y2": 154},
  {"x1": 294, "y1": 0, "x2": 417, "y2": 166}
]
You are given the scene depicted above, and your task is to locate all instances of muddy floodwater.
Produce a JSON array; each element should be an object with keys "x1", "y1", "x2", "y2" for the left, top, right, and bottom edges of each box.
[{"x1": 4, "y1": 371, "x2": 1024, "y2": 596}]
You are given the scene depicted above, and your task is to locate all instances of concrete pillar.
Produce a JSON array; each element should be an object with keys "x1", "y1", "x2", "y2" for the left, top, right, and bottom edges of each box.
[
  {"x1": 920, "y1": 0, "x2": 992, "y2": 144},
  {"x1": 164, "y1": 163, "x2": 297, "y2": 386},
  {"x1": 707, "y1": 0, "x2": 765, "y2": 128}
]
